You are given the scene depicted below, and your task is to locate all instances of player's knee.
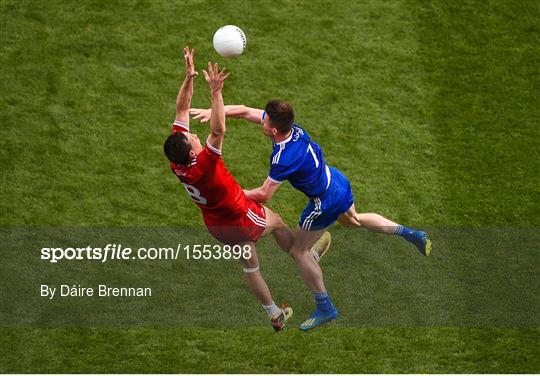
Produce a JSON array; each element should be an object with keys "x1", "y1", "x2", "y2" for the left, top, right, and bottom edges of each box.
[
  {"x1": 353, "y1": 221, "x2": 364, "y2": 228},
  {"x1": 271, "y1": 213, "x2": 287, "y2": 228},
  {"x1": 339, "y1": 216, "x2": 362, "y2": 228},
  {"x1": 288, "y1": 246, "x2": 308, "y2": 262},
  {"x1": 341, "y1": 220, "x2": 358, "y2": 228},
  {"x1": 288, "y1": 246, "x2": 300, "y2": 260}
]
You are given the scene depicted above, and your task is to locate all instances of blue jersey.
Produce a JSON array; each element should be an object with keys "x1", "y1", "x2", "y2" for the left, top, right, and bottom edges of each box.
[{"x1": 268, "y1": 124, "x2": 331, "y2": 198}]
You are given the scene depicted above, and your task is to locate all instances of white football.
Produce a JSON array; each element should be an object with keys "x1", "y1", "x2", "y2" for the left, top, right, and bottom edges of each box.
[{"x1": 213, "y1": 25, "x2": 246, "y2": 58}]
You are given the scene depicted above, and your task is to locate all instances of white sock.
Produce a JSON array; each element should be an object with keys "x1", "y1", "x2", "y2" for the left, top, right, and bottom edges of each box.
[{"x1": 262, "y1": 301, "x2": 281, "y2": 318}]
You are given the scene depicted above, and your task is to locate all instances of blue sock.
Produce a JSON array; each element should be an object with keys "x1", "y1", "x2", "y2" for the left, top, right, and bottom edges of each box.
[
  {"x1": 313, "y1": 291, "x2": 335, "y2": 312},
  {"x1": 395, "y1": 225, "x2": 417, "y2": 242}
]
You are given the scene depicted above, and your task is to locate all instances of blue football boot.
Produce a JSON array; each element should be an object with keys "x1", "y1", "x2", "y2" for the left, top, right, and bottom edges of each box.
[
  {"x1": 299, "y1": 308, "x2": 339, "y2": 331},
  {"x1": 410, "y1": 231, "x2": 432, "y2": 256}
]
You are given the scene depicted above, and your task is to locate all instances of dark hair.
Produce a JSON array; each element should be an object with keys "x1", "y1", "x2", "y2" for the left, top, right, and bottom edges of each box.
[
  {"x1": 265, "y1": 99, "x2": 294, "y2": 134},
  {"x1": 164, "y1": 133, "x2": 191, "y2": 165}
]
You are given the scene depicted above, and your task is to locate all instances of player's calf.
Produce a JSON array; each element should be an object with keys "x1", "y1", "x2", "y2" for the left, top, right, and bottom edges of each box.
[
  {"x1": 240, "y1": 243, "x2": 294, "y2": 331},
  {"x1": 338, "y1": 207, "x2": 432, "y2": 256}
]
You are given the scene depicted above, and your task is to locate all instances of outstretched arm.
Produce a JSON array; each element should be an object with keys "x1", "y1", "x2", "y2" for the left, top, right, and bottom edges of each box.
[
  {"x1": 203, "y1": 62, "x2": 230, "y2": 152},
  {"x1": 175, "y1": 47, "x2": 198, "y2": 124},
  {"x1": 190, "y1": 105, "x2": 264, "y2": 125},
  {"x1": 244, "y1": 178, "x2": 281, "y2": 204}
]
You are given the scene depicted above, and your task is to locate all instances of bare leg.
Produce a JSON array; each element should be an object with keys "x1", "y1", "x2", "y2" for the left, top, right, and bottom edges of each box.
[
  {"x1": 289, "y1": 226, "x2": 340, "y2": 331},
  {"x1": 338, "y1": 203, "x2": 397, "y2": 234},
  {"x1": 288, "y1": 227, "x2": 327, "y2": 293},
  {"x1": 337, "y1": 203, "x2": 432, "y2": 255},
  {"x1": 240, "y1": 242, "x2": 273, "y2": 305},
  {"x1": 262, "y1": 206, "x2": 294, "y2": 253}
]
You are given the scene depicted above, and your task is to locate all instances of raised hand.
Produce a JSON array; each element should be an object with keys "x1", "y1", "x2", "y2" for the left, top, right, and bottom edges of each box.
[
  {"x1": 202, "y1": 62, "x2": 230, "y2": 93},
  {"x1": 183, "y1": 46, "x2": 198, "y2": 78},
  {"x1": 190, "y1": 108, "x2": 211, "y2": 123}
]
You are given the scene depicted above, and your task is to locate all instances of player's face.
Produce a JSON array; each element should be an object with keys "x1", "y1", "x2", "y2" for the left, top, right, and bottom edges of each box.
[
  {"x1": 187, "y1": 132, "x2": 203, "y2": 153},
  {"x1": 262, "y1": 115, "x2": 276, "y2": 138}
]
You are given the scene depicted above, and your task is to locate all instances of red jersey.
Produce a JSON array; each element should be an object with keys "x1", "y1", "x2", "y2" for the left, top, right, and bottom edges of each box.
[{"x1": 169, "y1": 120, "x2": 251, "y2": 225}]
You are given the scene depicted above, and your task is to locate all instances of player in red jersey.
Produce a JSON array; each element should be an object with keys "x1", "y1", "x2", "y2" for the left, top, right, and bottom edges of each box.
[{"x1": 163, "y1": 48, "x2": 299, "y2": 331}]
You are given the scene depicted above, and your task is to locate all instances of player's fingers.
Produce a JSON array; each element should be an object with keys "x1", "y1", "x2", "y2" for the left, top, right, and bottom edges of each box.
[
  {"x1": 214, "y1": 63, "x2": 218, "y2": 74},
  {"x1": 216, "y1": 64, "x2": 228, "y2": 79},
  {"x1": 202, "y1": 70, "x2": 209, "y2": 81},
  {"x1": 222, "y1": 72, "x2": 230, "y2": 81},
  {"x1": 189, "y1": 109, "x2": 200, "y2": 114},
  {"x1": 207, "y1": 61, "x2": 213, "y2": 75}
]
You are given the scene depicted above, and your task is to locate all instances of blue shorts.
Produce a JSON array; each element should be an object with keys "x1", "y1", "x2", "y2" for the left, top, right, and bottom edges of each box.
[{"x1": 298, "y1": 167, "x2": 354, "y2": 231}]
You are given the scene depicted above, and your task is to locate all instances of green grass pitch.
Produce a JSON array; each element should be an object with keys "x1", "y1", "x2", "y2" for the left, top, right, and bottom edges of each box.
[{"x1": 1, "y1": 0, "x2": 539, "y2": 373}]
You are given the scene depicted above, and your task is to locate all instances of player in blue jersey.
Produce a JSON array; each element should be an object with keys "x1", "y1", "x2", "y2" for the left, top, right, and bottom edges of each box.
[{"x1": 190, "y1": 100, "x2": 432, "y2": 331}]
